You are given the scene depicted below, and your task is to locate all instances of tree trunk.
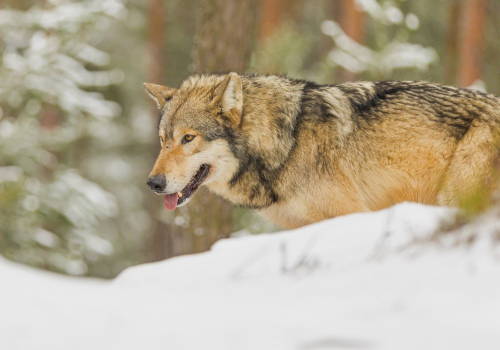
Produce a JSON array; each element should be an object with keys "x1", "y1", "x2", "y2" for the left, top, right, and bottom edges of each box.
[
  {"x1": 164, "y1": 0, "x2": 259, "y2": 257},
  {"x1": 147, "y1": 0, "x2": 166, "y2": 85},
  {"x1": 4, "y1": 0, "x2": 32, "y2": 10},
  {"x1": 458, "y1": 0, "x2": 487, "y2": 87},
  {"x1": 259, "y1": 0, "x2": 287, "y2": 40},
  {"x1": 146, "y1": 0, "x2": 169, "y2": 261},
  {"x1": 445, "y1": 0, "x2": 461, "y2": 85},
  {"x1": 192, "y1": 0, "x2": 259, "y2": 73},
  {"x1": 339, "y1": 0, "x2": 365, "y2": 82}
]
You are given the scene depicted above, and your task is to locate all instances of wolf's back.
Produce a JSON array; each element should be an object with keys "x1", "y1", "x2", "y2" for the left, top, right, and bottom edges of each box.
[{"x1": 334, "y1": 80, "x2": 500, "y2": 141}]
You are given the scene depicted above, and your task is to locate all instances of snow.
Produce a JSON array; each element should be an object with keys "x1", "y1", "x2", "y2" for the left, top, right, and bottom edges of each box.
[{"x1": 2, "y1": 202, "x2": 500, "y2": 350}]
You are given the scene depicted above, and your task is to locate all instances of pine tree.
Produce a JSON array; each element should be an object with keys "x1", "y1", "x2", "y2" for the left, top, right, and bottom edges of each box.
[{"x1": 0, "y1": 0, "x2": 127, "y2": 275}]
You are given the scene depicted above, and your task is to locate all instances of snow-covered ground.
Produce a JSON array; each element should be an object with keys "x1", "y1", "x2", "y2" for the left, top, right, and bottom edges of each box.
[{"x1": 2, "y1": 202, "x2": 500, "y2": 350}]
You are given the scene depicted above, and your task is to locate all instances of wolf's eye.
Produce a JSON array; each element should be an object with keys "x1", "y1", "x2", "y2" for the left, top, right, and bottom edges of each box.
[{"x1": 182, "y1": 134, "x2": 195, "y2": 144}]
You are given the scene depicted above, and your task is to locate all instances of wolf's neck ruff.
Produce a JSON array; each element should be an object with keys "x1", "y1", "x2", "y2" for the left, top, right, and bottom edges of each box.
[{"x1": 145, "y1": 73, "x2": 500, "y2": 228}]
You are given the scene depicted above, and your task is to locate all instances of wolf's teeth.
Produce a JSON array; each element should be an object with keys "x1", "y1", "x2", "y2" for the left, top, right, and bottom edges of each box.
[{"x1": 178, "y1": 192, "x2": 183, "y2": 198}]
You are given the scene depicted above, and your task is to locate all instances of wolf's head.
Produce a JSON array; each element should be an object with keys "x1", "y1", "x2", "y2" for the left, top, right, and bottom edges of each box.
[{"x1": 145, "y1": 73, "x2": 242, "y2": 210}]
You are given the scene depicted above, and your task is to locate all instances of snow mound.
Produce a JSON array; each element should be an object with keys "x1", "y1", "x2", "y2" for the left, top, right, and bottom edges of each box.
[{"x1": 2, "y1": 202, "x2": 500, "y2": 350}]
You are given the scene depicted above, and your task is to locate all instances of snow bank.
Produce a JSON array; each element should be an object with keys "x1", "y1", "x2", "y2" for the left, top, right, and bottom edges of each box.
[{"x1": 2, "y1": 203, "x2": 500, "y2": 350}]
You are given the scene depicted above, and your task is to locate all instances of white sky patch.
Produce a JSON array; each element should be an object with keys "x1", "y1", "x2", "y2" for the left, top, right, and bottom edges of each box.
[
  {"x1": 0, "y1": 166, "x2": 23, "y2": 182},
  {"x1": 34, "y1": 228, "x2": 60, "y2": 248},
  {"x1": 406, "y1": 13, "x2": 420, "y2": 30},
  {"x1": 385, "y1": 6, "x2": 404, "y2": 24}
]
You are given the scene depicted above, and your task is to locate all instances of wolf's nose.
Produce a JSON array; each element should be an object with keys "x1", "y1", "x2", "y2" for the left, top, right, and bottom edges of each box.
[{"x1": 147, "y1": 175, "x2": 166, "y2": 192}]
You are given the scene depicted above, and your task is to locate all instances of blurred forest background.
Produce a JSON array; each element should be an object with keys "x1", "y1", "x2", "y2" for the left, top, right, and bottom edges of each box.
[{"x1": 0, "y1": 0, "x2": 498, "y2": 278}]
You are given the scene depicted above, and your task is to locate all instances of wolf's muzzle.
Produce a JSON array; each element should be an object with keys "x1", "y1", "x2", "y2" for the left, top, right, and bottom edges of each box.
[{"x1": 147, "y1": 175, "x2": 166, "y2": 193}]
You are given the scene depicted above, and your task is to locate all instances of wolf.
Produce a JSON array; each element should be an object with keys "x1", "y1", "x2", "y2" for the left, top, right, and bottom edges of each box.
[{"x1": 145, "y1": 73, "x2": 500, "y2": 228}]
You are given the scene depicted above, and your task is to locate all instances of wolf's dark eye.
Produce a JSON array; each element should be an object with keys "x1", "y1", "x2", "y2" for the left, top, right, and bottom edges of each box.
[{"x1": 182, "y1": 134, "x2": 195, "y2": 145}]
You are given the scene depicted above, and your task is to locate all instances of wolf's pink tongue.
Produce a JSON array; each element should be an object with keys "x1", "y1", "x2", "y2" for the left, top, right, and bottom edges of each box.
[{"x1": 164, "y1": 193, "x2": 178, "y2": 211}]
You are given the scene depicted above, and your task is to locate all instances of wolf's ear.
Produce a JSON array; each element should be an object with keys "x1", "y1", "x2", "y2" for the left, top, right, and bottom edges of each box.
[
  {"x1": 144, "y1": 83, "x2": 177, "y2": 109},
  {"x1": 211, "y1": 72, "x2": 243, "y2": 126}
]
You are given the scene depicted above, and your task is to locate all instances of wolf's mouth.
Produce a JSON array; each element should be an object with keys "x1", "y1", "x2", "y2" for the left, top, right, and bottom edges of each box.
[{"x1": 163, "y1": 164, "x2": 210, "y2": 211}]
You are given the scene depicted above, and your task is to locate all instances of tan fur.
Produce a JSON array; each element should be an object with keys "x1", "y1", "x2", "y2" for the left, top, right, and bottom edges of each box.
[{"x1": 145, "y1": 74, "x2": 500, "y2": 228}]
